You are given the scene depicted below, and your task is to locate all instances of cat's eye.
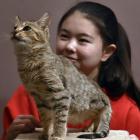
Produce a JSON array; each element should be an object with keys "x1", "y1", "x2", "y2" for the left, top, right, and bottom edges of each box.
[{"x1": 23, "y1": 26, "x2": 32, "y2": 31}]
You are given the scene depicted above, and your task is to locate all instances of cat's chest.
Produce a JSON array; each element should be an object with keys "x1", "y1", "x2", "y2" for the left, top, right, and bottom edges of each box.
[{"x1": 18, "y1": 56, "x2": 44, "y2": 79}]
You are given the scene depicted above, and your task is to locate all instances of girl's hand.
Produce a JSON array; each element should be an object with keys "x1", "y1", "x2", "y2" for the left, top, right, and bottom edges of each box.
[{"x1": 6, "y1": 115, "x2": 40, "y2": 140}]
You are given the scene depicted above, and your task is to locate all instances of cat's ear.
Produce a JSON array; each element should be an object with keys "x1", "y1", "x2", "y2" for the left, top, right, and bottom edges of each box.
[
  {"x1": 36, "y1": 13, "x2": 51, "y2": 29},
  {"x1": 15, "y1": 16, "x2": 22, "y2": 26}
]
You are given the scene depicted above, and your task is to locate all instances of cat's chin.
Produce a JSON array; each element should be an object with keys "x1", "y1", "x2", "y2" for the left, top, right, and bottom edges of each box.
[
  {"x1": 14, "y1": 40, "x2": 28, "y2": 47},
  {"x1": 13, "y1": 38, "x2": 32, "y2": 46},
  {"x1": 12, "y1": 36, "x2": 31, "y2": 45}
]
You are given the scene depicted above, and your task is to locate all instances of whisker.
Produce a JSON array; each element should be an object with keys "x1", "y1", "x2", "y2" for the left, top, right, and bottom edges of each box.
[{"x1": 0, "y1": 32, "x2": 12, "y2": 41}]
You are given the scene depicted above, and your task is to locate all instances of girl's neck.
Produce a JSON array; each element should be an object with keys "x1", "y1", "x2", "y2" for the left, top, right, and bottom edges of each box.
[{"x1": 87, "y1": 67, "x2": 99, "y2": 82}]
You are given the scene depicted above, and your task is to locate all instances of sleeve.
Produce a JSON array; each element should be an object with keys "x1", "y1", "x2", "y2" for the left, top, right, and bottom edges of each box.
[
  {"x1": 1, "y1": 85, "x2": 40, "y2": 140},
  {"x1": 125, "y1": 105, "x2": 140, "y2": 139}
]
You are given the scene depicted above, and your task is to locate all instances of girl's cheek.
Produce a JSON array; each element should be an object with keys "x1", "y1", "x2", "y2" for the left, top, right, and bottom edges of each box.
[
  {"x1": 78, "y1": 48, "x2": 94, "y2": 60},
  {"x1": 56, "y1": 42, "x2": 65, "y2": 53}
]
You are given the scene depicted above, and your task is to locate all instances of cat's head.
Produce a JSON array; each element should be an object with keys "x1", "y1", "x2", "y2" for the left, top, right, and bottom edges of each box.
[{"x1": 12, "y1": 13, "x2": 51, "y2": 46}]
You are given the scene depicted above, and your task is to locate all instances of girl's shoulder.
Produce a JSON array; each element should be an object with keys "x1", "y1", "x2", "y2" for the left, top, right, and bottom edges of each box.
[
  {"x1": 8, "y1": 85, "x2": 30, "y2": 104},
  {"x1": 111, "y1": 93, "x2": 139, "y2": 110},
  {"x1": 110, "y1": 93, "x2": 140, "y2": 115},
  {"x1": 6, "y1": 84, "x2": 34, "y2": 110},
  {"x1": 110, "y1": 93, "x2": 140, "y2": 137},
  {"x1": 5, "y1": 84, "x2": 39, "y2": 119}
]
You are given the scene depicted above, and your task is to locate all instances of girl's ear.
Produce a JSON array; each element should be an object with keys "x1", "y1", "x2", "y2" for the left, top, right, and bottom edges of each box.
[
  {"x1": 36, "y1": 13, "x2": 51, "y2": 29},
  {"x1": 101, "y1": 44, "x2": 116, "y2": 62}
]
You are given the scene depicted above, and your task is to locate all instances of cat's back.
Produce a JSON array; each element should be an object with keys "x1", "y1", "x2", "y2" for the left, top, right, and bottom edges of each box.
[{"x1": 58, "y1": 55, "x2": 100, "y2": 95}]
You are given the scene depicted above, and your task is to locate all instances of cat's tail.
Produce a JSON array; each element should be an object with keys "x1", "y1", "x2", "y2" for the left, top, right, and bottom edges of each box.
[{"x1": 77, "y1": 131, "x2": 108, "y2": 139}]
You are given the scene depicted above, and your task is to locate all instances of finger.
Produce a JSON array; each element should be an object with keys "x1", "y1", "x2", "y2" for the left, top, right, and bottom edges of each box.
[
  {"x1": 11, "y1": 123, "x2": 35, "y2": 133},
  {"x1": 12, "y1": 117, "x2": 31, "y2": 126},
  {"x1": 15, "y1": 115, "x2": 35, "y2": 119},
  {"x1": 8, "y1": 123, "x2": 25, "y2": 132},
  {"x1": 11, "y1": 118, "x2": 35, "y2": 132},
  {"x1": 15, "y1": 115, "x2": 40, "y2": 126},
  {"x1": 7, "y1": 124, "x2": 29, "y2": 140}
]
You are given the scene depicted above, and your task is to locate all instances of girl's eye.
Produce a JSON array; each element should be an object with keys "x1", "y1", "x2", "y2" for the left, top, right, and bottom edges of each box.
[
  {"x1": 59, "y1": 34, "x2": 69, "y2": 40},
  {"x1": 79, "y1": 39, "x2": 90, "y2": 43},
  {"x1": 23, "y1": 26, "x2": 32, "y2": 31}
]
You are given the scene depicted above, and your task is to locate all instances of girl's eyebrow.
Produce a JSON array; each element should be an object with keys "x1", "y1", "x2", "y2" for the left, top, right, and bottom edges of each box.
[
  {"x1": 59, "y1": 28, "x2": 94, "y2": 40},
  {"x1": 59, "y1": 29, "x2": 70, "y2": 34},
  {"x1": 59, "y1": 29, "x2": 94, "y2": 39}
]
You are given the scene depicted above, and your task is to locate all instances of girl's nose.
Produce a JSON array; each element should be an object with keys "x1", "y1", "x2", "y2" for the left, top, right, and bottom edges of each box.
[{"x1": 66, "y1": 39, "x2": 77, "y2": 53}]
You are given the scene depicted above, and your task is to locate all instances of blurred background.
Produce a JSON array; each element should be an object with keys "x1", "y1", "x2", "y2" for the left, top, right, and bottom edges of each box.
[{"x1": 0, "y1": 0, "x2": 140, "y2": 136}]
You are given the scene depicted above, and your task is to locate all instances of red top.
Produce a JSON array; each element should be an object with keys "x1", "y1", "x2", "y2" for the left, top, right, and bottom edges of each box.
[{"x1": 1, "y1": 85, "x2": 140, "y2": 139}]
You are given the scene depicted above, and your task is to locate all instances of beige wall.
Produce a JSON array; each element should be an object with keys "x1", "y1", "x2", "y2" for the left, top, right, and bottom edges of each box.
[{"x1": 0, "y1": 0, "x2": 140, "y2": 135}]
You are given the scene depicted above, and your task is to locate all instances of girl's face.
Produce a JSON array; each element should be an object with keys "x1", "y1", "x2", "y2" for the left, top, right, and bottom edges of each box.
[{"x1": 56, "y1": 11, "x2": 113, "y2": 79}]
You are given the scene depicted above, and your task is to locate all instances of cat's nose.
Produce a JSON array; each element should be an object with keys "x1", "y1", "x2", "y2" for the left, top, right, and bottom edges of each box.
[
  {"x1": 12, "y1": 30, "x2": 16, "y2": 36},
  {"x1": 11, "y1": 31, "x2": 18, "y2": 39}
]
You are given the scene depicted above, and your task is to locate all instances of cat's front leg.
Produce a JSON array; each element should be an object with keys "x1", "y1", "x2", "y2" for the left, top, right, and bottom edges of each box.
[
  {"x1": 51, "y1": 110, "x2": 68, "y2": 140},
  {"x1": 38, "y1": 107, "x2": 53, "y2": 140},
  {"x1": 51, "y1": 91, "x2": 70, "y2": 140},
  {"x1": 51, "y1": 107, "x2": 69, "y2": 140},
  {"x1": 50, "y1": 137, "x2": 65, "y2": 140}
]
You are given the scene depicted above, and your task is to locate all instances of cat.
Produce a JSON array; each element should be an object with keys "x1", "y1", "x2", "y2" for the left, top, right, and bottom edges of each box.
[{"x1": 11, "y1": 13, "x2": 112, "y2": 140}]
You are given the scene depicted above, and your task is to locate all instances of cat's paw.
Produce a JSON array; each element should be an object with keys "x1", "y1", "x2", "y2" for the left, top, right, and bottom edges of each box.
[
  {"x1": 50, "y1": 137, "x2": 64, "y2": 140},
  {"x1": 39, "y1": 134, "x2": 48, "y2": 140}
]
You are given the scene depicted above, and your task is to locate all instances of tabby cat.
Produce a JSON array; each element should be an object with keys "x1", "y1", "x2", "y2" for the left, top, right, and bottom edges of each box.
[{"x1": 11, "y1": 13, "x2": 112, "y2": 140}]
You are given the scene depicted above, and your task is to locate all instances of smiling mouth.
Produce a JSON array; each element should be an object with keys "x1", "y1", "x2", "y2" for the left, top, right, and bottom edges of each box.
[
  {"x1": 67, "y1": 57, "x2": 80, "y2": 69},
  {"x1": 66, "y1": 56, "x2": 78, "y2": 62}
]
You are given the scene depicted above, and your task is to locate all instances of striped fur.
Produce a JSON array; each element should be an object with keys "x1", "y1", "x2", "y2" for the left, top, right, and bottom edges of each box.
[{"x1": 11, "y1": 13, "x2": 112, "y2": 140}]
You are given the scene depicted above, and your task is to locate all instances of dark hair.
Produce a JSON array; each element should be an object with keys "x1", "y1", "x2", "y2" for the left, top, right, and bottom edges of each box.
[{"x1": 57, "y1": 1, "x2": 140, "y2": 108}]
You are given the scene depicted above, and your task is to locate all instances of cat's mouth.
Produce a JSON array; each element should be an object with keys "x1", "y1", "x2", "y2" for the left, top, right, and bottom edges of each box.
[
  {"x1": 11, "y1": 33, "x2": 20, "y2": 41},
  {"x1": 12, "y1": 36, "x2": 20, "y2": 41},
  {"x1": 11, "y1": 31, "x2": 21, "y2": 40}
]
